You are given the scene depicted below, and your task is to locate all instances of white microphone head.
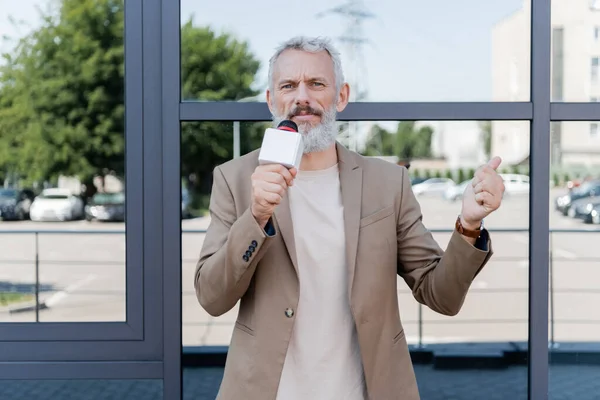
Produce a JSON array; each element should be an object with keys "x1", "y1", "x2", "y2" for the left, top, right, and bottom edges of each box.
[{"x1": 258, "y1": 120, "x2": 304, "y2": 170}]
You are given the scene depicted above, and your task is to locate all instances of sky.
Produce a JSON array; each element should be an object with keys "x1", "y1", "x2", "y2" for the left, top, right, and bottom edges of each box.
[{"x1": 1, "y1": 0, "x2": 526, "y2": 102}]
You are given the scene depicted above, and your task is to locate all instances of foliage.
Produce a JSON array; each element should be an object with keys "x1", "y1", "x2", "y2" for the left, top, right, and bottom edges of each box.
[
  {"x1": 0, "y1": 0, "x2": 125, "y2": 187},
  {"x1": 180, "y1": 19, "x2": 263, "y2": 194},
  {"x1": 0, "y1": 1, "x2": 263, "y2": 196},
  {"x1": 362, "y1": 122, "x2": 434, "y2": 160},
  {"x1": 479, "y1": 121, "x2": 492, "y2": 159}
]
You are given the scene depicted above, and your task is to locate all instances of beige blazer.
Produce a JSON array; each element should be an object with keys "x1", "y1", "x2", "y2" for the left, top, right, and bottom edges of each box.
[{"x1": 195, "y1": 143, "x2": 493, "y2": 400}]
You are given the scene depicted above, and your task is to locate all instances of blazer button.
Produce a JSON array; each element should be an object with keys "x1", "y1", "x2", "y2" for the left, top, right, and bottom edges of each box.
[
  {"x1": 251, "y1": 240, "x2": 258, "y2": 247},
  {"x1": 284, "y1": 308, "x2": 294, "y2": 318},
  {"x1": 242, "y1": 254, "x2": 249, "y2": 262},
  {"x1": 245, "y1": 250, "x2": 252, "y2": 258}
]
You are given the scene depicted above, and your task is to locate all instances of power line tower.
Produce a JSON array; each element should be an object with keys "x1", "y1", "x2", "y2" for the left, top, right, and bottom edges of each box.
[{"x1": 316, "y1": 0, "x2": 375, "y2": 152}]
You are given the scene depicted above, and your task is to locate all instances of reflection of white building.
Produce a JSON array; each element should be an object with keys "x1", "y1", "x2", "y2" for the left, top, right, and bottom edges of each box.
[
  {"x1": 426, "y1": 121, "x2": 487, "y2": 169},
  {"x1": 492, "y1": 0, "x2": 600, "y2": 167}
]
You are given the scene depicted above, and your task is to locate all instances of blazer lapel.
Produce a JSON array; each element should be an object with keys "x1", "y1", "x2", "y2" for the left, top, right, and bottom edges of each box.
[
  {"x1": 336, "y1": 143, "x2": 362, "y2": 296},
  {"x1": 274, "y1": 193, "x2": 299, "y2": 276}
]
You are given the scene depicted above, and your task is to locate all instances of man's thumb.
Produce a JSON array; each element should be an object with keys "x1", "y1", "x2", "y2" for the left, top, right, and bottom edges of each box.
[{"x1": 487, "y1": 156, "x2": 502, "y2": 170}]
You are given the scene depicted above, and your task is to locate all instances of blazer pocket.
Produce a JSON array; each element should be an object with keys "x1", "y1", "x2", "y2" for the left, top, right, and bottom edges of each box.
[
  {"x1": 360, "y1": 205, "x2": 394, "y2": 228},
  {"x1": 235, "y1": 321, "x2": 255, "y2": 336},
  {"x1": 393, "y1": 328, "x2": 405, "y2": 345}
]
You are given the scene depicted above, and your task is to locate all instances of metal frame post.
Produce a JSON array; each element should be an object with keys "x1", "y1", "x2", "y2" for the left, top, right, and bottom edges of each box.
[{"x1": 528, "y1": 1, "x2": 551, "y2": 399}]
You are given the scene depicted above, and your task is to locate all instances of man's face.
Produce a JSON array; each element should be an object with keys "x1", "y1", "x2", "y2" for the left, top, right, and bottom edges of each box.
[{"x1": 267, "y1": 49, "x2": 349, "y2": 153}]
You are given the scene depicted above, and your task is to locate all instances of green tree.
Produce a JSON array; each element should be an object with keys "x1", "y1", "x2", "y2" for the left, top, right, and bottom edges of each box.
[
  {"x1": 0, "y1": 0, "x2": 125, "y2": 188},
  {"x1": 395, "y1": 121, "x2": 433, "y2": 159},
  {"x1": 0, "y1": 1, "x2": 262, "y2": 196},
  {"x1": 180, "y1": 19, "x2": 262, "y2": 195},
  {"x1": 362, "y1": 122, "x2": 434, "y2": 160},
  {"x1": 362, "y1": 125, "x2": 395, "y2": 156},
  {"x1": 479, "y1": 121, "x2": 492, "y2": 159}
]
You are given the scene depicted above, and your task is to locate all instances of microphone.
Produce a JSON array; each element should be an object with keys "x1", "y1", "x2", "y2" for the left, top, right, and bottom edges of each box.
[{"x1": 258, "y1": 120, "x2": 304, "y2": 170}]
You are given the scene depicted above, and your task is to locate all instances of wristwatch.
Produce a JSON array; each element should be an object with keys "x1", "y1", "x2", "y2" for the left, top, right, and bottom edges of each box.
[{"x1": 455, "y1": 215, "x2": 482, "y2": 239}]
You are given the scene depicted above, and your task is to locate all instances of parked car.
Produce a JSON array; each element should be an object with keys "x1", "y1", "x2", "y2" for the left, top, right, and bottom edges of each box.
[
  {"x1": 182, "y1": 186, "x2": 192, "y2": 218},
  {"x1": 85, "y1": 192, "x2": 125, "y2": 222},
  {"x1": 29, "y1": 188, "x2": 85, "y2": 221},
  {"x1": 412, "y1": 178, "x2": 455, "y2": 196},
  {"x1": 410, "y1": 177, "x2": 427, "y2": 186},
  {"x1": 567, "y1": 196, "x2": 600, "y2": 220},
  {"x1": 0, "y1": 188, "x2": 35, "y2": 221},
  {"x1": 589, "y1": 204, "x2": 600, "y2": 224},
  {"x1": 500, "y1": 173, "x2": 530, "y2": 196},
  {"x1": 554, "y1": 179, "x2": 600, "y2": 216},
  {"x1": 444, "y1": 179, "x2": 471, "y2": 202}
]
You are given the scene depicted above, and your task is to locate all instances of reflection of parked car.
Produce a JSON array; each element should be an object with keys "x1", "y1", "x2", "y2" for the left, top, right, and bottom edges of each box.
[
  {"x1": 412, "y1": 178, "x2": 455, "y2": 196},
  {"x1": 444, "y1": 179, "x2": 471, "y2": 202},
  {"x1": 410, "y1": 177, "x2": 427, "y2": 186},
  {"x1": 182, "y1": 186, "x2": 192, "y2": 218},
  {"x1": 85, "y1": 192, "x2": 125, "y2": 222},
  {"x1": 555, "y1": 179, "x2": 600, "y2": 216},
  {"x1": 30, "y1": 188, "x2": 84, "y2": 221},
  {"x1": 589, "y1": 204, "x2": 600, "y2": 224},
  {"x1": 567, "y1": 196, "x2": 600, "y2": 220},
  {"x1": 0, "y1": 188, "x2": 35, "y2": 220},
  {"x1": 500, "y1": 173, "x2": 530, "y2": 196}
]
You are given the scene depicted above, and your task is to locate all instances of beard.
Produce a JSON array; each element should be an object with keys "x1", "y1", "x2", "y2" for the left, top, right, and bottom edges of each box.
[{"x1": 272, "y1": 104, "x2": 338, "y2": 154}]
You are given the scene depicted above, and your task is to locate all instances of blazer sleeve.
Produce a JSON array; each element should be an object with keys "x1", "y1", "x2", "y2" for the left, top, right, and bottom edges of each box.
[
  {"x1": 396, "y1": 168, "x2": 493, "y2": 316},
  {"x1": 194, "y1": 165, "x2": 277, "y2": 316}
]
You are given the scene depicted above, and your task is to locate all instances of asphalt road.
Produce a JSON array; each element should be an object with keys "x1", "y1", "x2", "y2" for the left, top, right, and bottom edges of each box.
[{"x1": 1, "y1": 188, "x2": 599, "y2": 347}]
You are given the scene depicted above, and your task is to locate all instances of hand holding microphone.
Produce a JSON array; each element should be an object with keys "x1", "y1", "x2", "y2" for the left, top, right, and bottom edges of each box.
[
  {"x1": 251, "y1": 164, "x2": 296, "y2": 228},
  {"x1": 251, "y1": 120, "x2": 303, "y2": 228}
]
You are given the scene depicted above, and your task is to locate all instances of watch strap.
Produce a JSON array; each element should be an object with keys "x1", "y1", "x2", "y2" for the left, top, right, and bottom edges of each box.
[{"x1": 455, "y1": 215, "x2": 481, "y2": 238}]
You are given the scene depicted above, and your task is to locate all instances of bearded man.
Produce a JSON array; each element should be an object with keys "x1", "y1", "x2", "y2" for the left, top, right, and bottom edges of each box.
[{"x1": 195, "y1": 36, "x2": 505, "y2": 400}]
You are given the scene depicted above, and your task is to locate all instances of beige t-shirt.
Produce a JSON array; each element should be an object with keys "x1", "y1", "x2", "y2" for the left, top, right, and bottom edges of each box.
[{"x1": 276, "y1": 163, "x2": 366, "y2": 400}]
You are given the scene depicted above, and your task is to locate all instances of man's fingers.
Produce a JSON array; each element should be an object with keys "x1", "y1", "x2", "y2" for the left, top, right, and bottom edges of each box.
[
  {"x1": 487, "y1": 156, "x2": 502, "y2": 171},
  {"x1": 256, "y1": 164, "x2": 296, "y2": 186},
  {"x1": 276, "y1": 165, "x2": 295, "y2": 186},
  {"x1": 474, "y1": 191, "x2": 493, "y2": 205},
  {"x1": 474, "y1": 180, "x2": 486, "y2": 194},
  {"x1": 256, "y1": 187, "x2": 282, "y2": 205}
]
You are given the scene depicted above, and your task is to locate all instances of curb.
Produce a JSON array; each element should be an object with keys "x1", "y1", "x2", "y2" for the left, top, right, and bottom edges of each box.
[
  {"x1": 7, "y1": 300, "x2": 49, "y2": 314},
  {"x1": 0, "y1": 298, "x2": 50, "y2": 315}
]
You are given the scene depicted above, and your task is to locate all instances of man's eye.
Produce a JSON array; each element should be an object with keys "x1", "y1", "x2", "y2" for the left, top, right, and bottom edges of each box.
[{"x1": 281, "y1": 84, "x2": 292, "y2": 89}]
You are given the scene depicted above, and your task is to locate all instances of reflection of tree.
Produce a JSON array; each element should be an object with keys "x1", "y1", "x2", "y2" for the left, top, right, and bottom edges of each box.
[
  {"x1": 362, "y1": 122, "x2": 434, "y2": 160},
  {"x1": 0, "y1": 0, "x2": 262, "y2": 197},
  {"x1": 180, "y1": 21, "x2": 263, "y2": 198},
  {"x1": 479, "y1": 121, "x2": 492, "y2": 159},
  {"x1": 0, "y1": 0, "x2": 126, "y2": 189},
  {"x1": 181, "y1": 121, "x2": 266, "y2": 197}
]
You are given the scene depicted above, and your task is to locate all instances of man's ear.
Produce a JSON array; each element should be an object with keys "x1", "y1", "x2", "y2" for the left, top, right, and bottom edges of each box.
[
  {"x1": 336, "y1": 83, "x2": 350, "y2": 112},
  {"x1": 266, "y1": 89, "x2": 274, "y2": 114}
]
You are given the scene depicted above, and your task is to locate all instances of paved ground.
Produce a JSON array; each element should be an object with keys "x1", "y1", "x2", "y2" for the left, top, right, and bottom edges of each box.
[
  {"x1": 0, "y1": 188, "x2": 599, "y2": 347},
  {"x1": 1, "y1": 187, "x2": 600, "y2": 399},
  {"x1": 2, "y1": 364, "x2": 600, "y2": 399}
]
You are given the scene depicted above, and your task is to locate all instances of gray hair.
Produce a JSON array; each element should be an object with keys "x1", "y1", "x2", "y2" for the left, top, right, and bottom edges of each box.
[{"x1": 267, "y1": 36, "x2": 345, "y2": 94}]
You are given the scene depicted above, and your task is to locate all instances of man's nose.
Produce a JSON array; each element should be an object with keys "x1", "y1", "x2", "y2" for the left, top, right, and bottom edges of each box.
[{"x1": 294, "y1": 83, "x2": 310, "y2": 105}]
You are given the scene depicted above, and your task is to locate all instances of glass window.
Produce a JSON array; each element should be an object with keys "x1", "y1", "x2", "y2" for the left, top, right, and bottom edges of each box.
[
  {"x1": 0, "y1": 0, "x2": 126, "y2": 323},
  {"x1": 552, "y1": 0, "x2": 600, "y2": 101},
  {"x1": 549, "y1": 121, "x2": 600, "y2": 398},
  {"x1": 182, "y1": 119, "x2": 530, "y2": 398},
  {"x1": 591, "y1": 123, "x2": 599, "y2": 138},
  {"x1": 180, "y1": 0, "x2": 530, "y2": 102}
]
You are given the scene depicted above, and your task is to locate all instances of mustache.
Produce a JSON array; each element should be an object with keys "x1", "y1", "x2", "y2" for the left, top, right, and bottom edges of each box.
[{"x1": 288, "y1": 105, "x2": 322, "y2": 119}]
